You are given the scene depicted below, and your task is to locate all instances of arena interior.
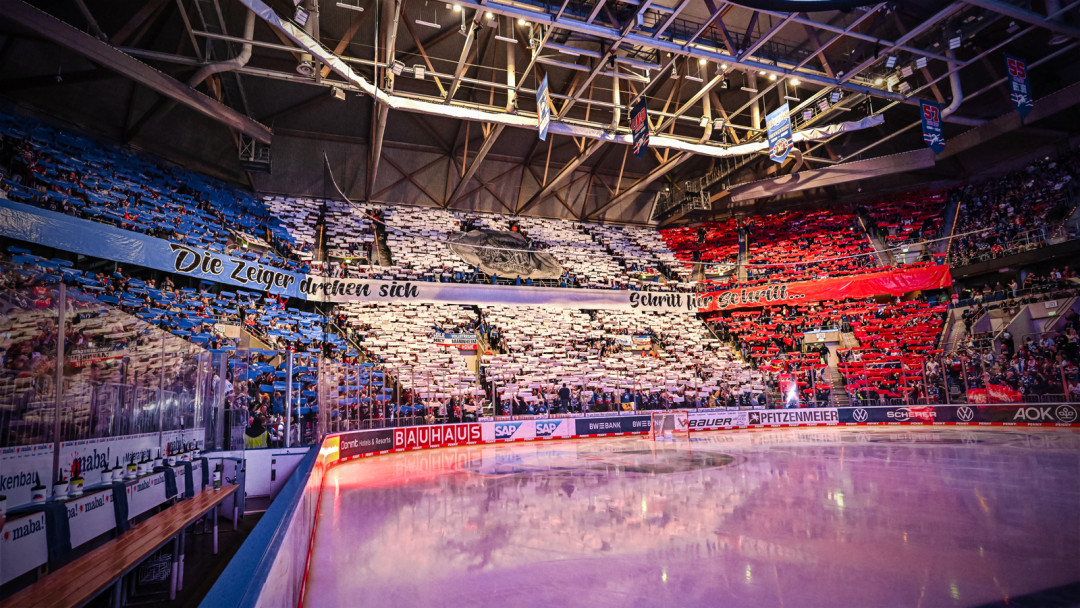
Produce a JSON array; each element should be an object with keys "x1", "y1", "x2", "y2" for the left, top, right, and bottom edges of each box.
[{"x1": 0, "y1": 0, "x2": 1079, "y2": 605}]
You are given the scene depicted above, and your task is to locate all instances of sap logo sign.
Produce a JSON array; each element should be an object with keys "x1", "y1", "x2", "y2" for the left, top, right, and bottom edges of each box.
[
  {"x1": 887, "y1": 408, "x2": 936, "y2": 421},
  {"x1": 494, "y1": 423, "x2": 522, "y2": 439},
  {"x1": 1013, "y1": 406, "x2": 1057, "y2": 422},
  {"x1": 536, "y1": 422, "x2": 560, "y2": 437}
]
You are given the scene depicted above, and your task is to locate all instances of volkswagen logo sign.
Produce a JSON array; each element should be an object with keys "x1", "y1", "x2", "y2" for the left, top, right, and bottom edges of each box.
[
  {"x1": 852, "y1": 408, "x2": 869, "y2": 422},
  {"x1": 1055, "y1": 405, "x2": 1077, "y2": 423},
  {"x1": 956, "y1": 406, "x2": 975, "y2": 422}
]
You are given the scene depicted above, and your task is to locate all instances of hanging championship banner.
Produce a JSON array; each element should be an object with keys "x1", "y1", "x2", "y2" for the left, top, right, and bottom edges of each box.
[
  {"x1": 630, "y1": 97, "x2": 650, "y2": 158},
  {"x1": 537, "y1": 74, "x2": 551, "y2": 141},
  {"x1": 1005, "y1": 55, "x2": 1033, "y2": 118},
  {"x1": 920, "y1": 99, "x2": 945, "y2": 154},
  {"x1": 766, "y1": 103, "x2": 793, "y2": 163}
]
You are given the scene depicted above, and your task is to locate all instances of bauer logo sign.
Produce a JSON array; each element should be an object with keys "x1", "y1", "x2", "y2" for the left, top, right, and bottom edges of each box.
[
  {"x1": 687, "y1": 411, "x2": 749, "y2": 429},
  {"x1": 394, "y1": 424, "x2": 482, "y2": 450},
  {"x1": 749, "y1": 409, "x2": 839, "y2": 425},
  {"x1": 574, "y1": 416, "x2": 651, "y2": 435}
]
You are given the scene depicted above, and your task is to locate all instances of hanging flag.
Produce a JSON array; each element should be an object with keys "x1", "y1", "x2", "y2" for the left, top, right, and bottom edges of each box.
[
  {"x1": 629, "y1": 97, "x2": 650, "y2": 157},
  {"x1": 537, "y1": 74, "x2": 550, "y2": 141},
  {"x1": 765, "y1": 103, "x2": 793, "y2": 163},
  {"x1": 1005, "y1": 55, "x2": 1033, "y2": 118},
  {"x1": 920, "y1": 99, "x2": 945, "y2": 154}
]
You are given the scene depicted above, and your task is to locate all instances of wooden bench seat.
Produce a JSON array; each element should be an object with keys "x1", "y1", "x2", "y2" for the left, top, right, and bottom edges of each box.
[{"x1": 2, "y1": 485, "x2": 237, "y2": 608}]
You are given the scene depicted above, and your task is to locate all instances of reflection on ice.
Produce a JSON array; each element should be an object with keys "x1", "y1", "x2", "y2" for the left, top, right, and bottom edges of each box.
[{"x1": 306, "y1": 427, "x2": 1080, "y2": 608}]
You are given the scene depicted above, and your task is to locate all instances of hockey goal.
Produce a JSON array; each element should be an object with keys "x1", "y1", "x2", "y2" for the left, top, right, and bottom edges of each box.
[{"x1": 649, "y1": 410, "x2": 690, "y2": 440}]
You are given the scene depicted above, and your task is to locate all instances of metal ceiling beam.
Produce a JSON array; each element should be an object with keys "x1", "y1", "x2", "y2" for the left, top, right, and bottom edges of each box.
[
  {"x1": 1, "y1": 0, "x2": 271, "y2": 143},
  {"x1": 368, "y1": 0, "x2": 403, "y2": 197},
  {"x1": 962, "y1": 0, "x2": 1080, "y2": 40},
  {"x1": 837, "y1": 3, "x2": 966, "y2": 85},
  {"x1": 444, "y1": 123, "x2": 506, "y2": 207},
  {"x1": 557, "y1": 0, "x2": 654, "y2": 119},
  {"x1": 445, "y1": 10, "x2": 482, "y2": 103},
  {"x1": 448, "y1": 0, "x2": 924, "y2": 106},
  {"x1": 516, "y1": 139, "x2": 604, "y2": 215},
  {"x1": 587, "y1": 151, "x2": 691, "y2": 219}
]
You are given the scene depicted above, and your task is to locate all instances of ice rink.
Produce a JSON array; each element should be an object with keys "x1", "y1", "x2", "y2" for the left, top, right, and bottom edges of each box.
[{"x1": 305, "y1": 427, "x2": 1080, "y2": 607}]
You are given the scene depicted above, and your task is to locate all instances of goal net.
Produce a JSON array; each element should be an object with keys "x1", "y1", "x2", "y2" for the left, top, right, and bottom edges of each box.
[{"x1": 649, "y1": 410, "x2": 690, "y2": 440}]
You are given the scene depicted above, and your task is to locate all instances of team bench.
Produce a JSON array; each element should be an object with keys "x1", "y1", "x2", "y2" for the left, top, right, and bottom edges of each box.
[{"x1": 2, "y1": 485, "x2": 237, "y2": 608}]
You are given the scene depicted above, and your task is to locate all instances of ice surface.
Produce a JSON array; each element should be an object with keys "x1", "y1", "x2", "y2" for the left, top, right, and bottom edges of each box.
[{"x1": 304, "y1": 427, "x2": 1080, "y2": 607}]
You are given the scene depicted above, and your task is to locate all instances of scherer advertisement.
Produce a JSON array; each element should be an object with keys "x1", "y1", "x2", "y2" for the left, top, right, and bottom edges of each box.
[{"x1": 838, "y1": 404, "x2": 1079, "y2": 425}]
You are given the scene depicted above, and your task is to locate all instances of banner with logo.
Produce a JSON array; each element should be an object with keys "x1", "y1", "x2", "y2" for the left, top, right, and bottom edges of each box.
[
  {"x1": 920, "y1": 99, "x2": 945, "y2": 154},
  {"x1": 748, "y1": 408, "x2": 838, "y2": 425},
  {"x1": 0, "y1": 443, "x2": 54, "y2": 509},
  {"x1": 533, "y1": 418, "x2": 573, "y2": 438},
  {"x1": 487, "y1": 420, "x2": 536, "y2": 442},
  {"x1": 687, "y1": 410, "x2": 749, "y2": 429},
  {"x1": 338, "y1": 429, "x2": 394, "y2": 459},
  {"x1": 126, "y1": 472, "x2": 169, "y2": 520},
  {"x1": 59, "y1": 433, "x2": 164, "y2": 490},
  {"x1": 1005, "y1": 55, "x2": 1033, "y2": 118},
  {"x1": 446, "y1": 229, "x2": 562, "y2": 280},
  {"x1": 1, "y1": 512, "x2": 48, "y2": 584},
  {"x1": 967, "y1": 383, "x2": 1023, "y2": 404},
  {"x1": 393, "y1": 423, "x2": 482, "y2": 450},
  {"x1": 537, "y1": 74, "x2": 551, "y2": 141},
  {"x1": 432, "y1": 332, "x2": 478, "y2": 348},
  {"x1": 630, "y1": 97, "x2": 650, "y2": 158},
  {"x1": 698, "y1": 264, "x2": 953, "y2": 312},
  {"x1": 67, "y1": 489, "x2": 118, "y2": 548},
  {"x1": 574, "y1": 415, "x2": 651, "y2": 436},
  {"x1": 766, "y1": 102, "x2": 793, "y2": 163},
  {"x1": 839, "y1": 404, "x2": 1079, "y2": 424}
]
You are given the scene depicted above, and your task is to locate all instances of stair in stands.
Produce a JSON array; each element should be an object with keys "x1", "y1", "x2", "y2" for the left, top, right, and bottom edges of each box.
[
  {"x1": 373, "y1": 219, "x2": 394, "y2": 267},
  {"x1": 829, "y1": 371, "x2": 851, "y2": 408}
]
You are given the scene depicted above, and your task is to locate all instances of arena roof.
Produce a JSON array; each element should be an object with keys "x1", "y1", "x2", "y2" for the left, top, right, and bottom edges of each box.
[{"x1": 2, "y1": 0, "x2": 1080, "y2": 223}]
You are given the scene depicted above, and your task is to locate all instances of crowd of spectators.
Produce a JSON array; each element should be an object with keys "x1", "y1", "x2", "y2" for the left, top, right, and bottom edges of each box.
[{"x1": 949, "y1": 150, "x2": 1080, "y2": 266}]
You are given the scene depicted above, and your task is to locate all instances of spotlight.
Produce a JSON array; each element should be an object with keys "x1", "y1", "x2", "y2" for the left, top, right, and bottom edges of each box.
[
  {"x1": 829, "y1": 90, "x2": 841, "y2": 103},
  {"x1": 518, "y1": 17, "x2": 527, "y2": 25},
  {"x1": 391, "y1": 60, "x2": 404, "y2": 75},
  {"x1": 414, "y1": 65, "x2": 426, "y2": 79},
  {"x1": 720, "y1": 63, "x2": 729, "y2": 70},
  {"x1": 485, "y1": 11, "x2": 493, "y2": 18},
  {"x1": 719, "y1": 78, "x2": 728, "y2": 89},
  {"x1": 330, "y1": 86, "x2": 346, "y2": 100},
  {"x1": 874, "y1": 77, "x2": 884, "y2": 85},
  {"x1": 817, "y1": 99, "x2": 829, "y2": 112},
  {"x1": 901, "y1": 66, "x2": 913, "y2": 77},
  {"x1": 915, "y1": 56, "x2": 927, "y2": 69},
  {"x1": 768, "y1": 73, "x2": 777, "y2": 81},
  {"x1": 758, "y1": 69, "x2": 767, "y2": 76},
  {"x1": 452, "y1": 4, "x2": 461, "y2": 11},
  {"x1": 886, "y1": 56, "x2": 897, "y2": 68},
  {"x1": 699, "y1": 115, "x2": 710, "y2": 127},
  {"x1": 802, "y1": 109, "x2": 813, "y2": 121},
  {"x1": 790, "y1": 78, "x2": 800, "y2": 86},
  {"x1": 948, "y1": 36, "x2": 961, "y2": 50},
  {"x1": 698, "y1": 58, "x2": 707, "y2": 65},
  {"x1": 713, "y1": 117, "x2": 724, "y2": 129}
]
